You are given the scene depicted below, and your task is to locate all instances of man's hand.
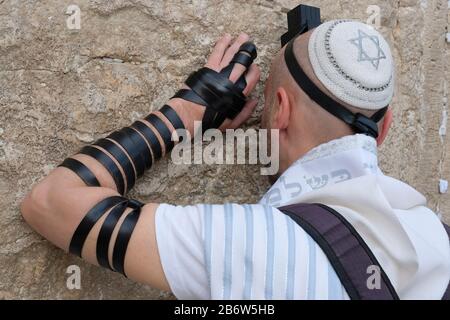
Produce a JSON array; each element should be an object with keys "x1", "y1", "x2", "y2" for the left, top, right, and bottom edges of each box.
[{"x1": 168, "y1": 33, "x2": 261, "y2": 133}]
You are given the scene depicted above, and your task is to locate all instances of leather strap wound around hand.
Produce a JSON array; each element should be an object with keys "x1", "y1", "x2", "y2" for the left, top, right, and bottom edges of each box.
[{"x1": 173, "y1": 41, "x2": 257, "y2": 130}]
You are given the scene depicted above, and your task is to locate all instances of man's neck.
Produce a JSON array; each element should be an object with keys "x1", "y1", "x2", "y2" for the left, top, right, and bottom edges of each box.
[{"x1": 261, "y1": 134, "x2": 379, "y2": 207}]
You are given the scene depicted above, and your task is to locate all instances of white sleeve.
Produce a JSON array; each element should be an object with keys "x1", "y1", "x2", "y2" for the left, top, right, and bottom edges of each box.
[
  {"x1": 155, "y1": 203, "x2": 210, "y2": 299},
  {"x1": 155, "y1": 203, "x2": 346, "y2": 300}
]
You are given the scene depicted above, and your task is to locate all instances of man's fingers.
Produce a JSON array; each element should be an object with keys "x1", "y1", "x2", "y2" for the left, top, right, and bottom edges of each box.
[
  {"x1": 229, "y1": 64, "x2": 247, "y2": 83},
  {"x1": 229, "y1": 63, "x2": 260, "y2": 96},
  {"x1": 229, "y1": 98, "x2": 259, "y2": 129},
  {"x1": 202, "y1": 33, "x2": 260, "y2": 130},
  {"x1": 220, "y1": 33, "x2": 250, "y2": 69},
  {"x1": 243, "y1": 64, "x2": 261, "y2": 96},
  {"x1": 206, "y1": 34, "x2": 232, "y2": 71}
]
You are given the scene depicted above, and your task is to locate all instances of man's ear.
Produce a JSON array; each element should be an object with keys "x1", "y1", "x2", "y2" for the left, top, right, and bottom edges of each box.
[
  {"x1": 376, "y1": 108, "x2": 393, "y2": 146},
  {"x1": 272, "y1": 87, "x2": 291, "y2": 130}
]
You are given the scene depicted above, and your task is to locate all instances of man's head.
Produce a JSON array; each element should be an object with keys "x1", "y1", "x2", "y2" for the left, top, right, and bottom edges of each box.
[{"x1": 262, "y1": 20, "x2": 395, "y2": 177}]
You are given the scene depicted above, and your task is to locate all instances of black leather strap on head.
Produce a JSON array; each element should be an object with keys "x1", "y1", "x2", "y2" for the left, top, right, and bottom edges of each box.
[
  {"x1": 281, "y1": 4, "x2": 322, "y2": 47},
  {"x1": 284, "y1": 39, "x2": 387, "y2": 139}
]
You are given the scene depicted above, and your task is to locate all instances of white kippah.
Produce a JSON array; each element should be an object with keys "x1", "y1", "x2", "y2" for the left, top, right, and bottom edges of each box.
[{"x1": 308, "y1": 20, "x2": 395, "y2": 110}]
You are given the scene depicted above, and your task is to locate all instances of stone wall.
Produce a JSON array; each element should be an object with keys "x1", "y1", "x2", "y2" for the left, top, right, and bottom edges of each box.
[{"x1": 0, "y1": 0, "x2": 448, "y2": 299}]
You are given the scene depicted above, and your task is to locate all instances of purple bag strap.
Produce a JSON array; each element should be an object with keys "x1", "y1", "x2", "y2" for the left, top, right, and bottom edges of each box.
[
  {"x1": 442, "y1": 224, "x2": 450, "y2": 300},
  {"x1": 279, "y1": 203, "x2": 400, "y2": 300}
]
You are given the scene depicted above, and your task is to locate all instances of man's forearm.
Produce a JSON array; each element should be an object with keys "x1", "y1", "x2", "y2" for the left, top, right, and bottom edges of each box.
[
  {"x1": 18, "y1": 99, "x2": 197, "y2": 285},
  {"x1": 20, "y1": 34, "x2": 260, "y2": 288},
  {"x1": 19, "y1": 99, "x2": 199, "y2": 258},
  {"x1": 22, "y1": 32, "x2": 258, "y2": 207},
  {"x1": 58, "y1": 99, "x2": 202, "y2": 195}
]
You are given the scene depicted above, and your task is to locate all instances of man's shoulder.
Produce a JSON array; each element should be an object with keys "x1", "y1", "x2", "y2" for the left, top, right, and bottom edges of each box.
[{"x1": 156, "y1": 202, "x2": 287, "y2": 219}]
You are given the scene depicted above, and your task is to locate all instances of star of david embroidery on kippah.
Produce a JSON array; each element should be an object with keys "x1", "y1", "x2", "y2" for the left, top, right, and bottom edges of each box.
[{"x1": 349, "y1": 29, "x2": 386, "y2": 70}]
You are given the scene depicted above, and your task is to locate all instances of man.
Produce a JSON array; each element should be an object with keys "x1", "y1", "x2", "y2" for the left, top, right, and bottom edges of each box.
[{"x1": 20, "y1": 20, "x2": 449, "y2": 299}]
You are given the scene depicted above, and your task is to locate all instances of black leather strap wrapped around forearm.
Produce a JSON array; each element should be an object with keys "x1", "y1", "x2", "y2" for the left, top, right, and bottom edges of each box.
[
  {"x1": 160, "y1": 105, "x2": 185, "y2": 131},
  {"x1": 121, "y1": 127, "x2": 153, "y2": 170},
  {"x1": 144, "y1": 114, "x2": 174, "y2": 152},
  {"x1": 84, "y1": 105, "x2": 183, "y2": 190},
  {"x1": 58, "y1": 158, "x2": 101, "y2": 187},
  {"x1": 79, "y1": 146, "x2": 126, "y2": 195},
  {"x1": 107, "y1": 131, "x2": 146, "y2": 178},
  {"x1": 70, "y1": 195, "x2": 144, "y2": 277},
  {"x1": 69, "y1": 196, "x2": 125, "y2": 257},
  {"x1": 284, "y1": 39, "x2": 385, "y2": 138},
  {"x1": 94, "y1": 138, "x2": 136, "y2": 191},
  {"x1": 112, "y1": 199, "x2": 144, "y2": 276},
  {"x1": 96, "y1": 199, "x2": 129, "y2": 270},
  {"x1": 131, "y1": 120, "x2": 163, "y2": 160}
]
